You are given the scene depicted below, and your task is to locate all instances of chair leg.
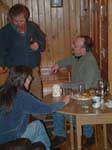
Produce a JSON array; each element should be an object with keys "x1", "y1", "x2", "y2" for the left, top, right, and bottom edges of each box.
[
  {"x1": 94, "y1": 124, "x2": 98, "y2": 148},
  {"x1": 32, "y1": 141, "x2": 46, "y2": 150},
  {"x1": 0, "y1": 138, "x2": 32, "y2": 150}
]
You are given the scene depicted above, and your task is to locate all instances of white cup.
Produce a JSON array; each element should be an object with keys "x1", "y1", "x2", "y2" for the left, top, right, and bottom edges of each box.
[
  {"x1": 52, "y1": 84, "x2": 62, "y2": 97},
  {"x1": 108, "y1": 100, "x2": 112, "y2": 106},
  {"x1": 92, "y1": 96, "x2": 101, "y2": 108}
]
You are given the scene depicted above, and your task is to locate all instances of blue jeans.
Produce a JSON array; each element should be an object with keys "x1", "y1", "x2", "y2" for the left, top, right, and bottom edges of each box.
[
  {"x1": 21, "y1": 120, "x2": 51, "y2": 150},
  {"x1": 53, "y1": 113, "x2": 93, "y2": 138}
]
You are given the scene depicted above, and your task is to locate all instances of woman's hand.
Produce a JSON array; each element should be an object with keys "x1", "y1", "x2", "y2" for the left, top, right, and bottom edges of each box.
[{"x1": 51, "y1": 64, "x2": 59, "y2": 73}]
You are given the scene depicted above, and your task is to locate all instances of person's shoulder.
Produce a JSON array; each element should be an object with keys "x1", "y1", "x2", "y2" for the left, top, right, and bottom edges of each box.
[
  {"x1": 17, "y1": 88, "x2": 31, "y2": 98},
  {"x1": 0, "y1": 23, "x2": 11, "y2": 33},
  {"x1": 27, "y1": 20, "x2": 35, "y2": 26},
  {"x1": 87, "y1": 52, "x2": 98, "y2": 64},
  {"x1": 87, "y1": 52, "x2": 95, "y2": 59},
  {"x1": 27, "y1": 21, "x2": 39, "y2": 29},
  {"x1": 27, "y1": 21, "x2": 45, "y2": 35}
]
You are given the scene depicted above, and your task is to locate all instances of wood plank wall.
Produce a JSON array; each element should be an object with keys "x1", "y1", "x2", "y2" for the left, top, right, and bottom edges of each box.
[
  {"x1": 0, "y1": 0, "x2": 112, "y2": 91},
  {"x1": 108, "y1": 0, "x2": 112, "y2": 93},
  {"x1": 0, "y1": 0, "x2": 81, "y2": 67}
]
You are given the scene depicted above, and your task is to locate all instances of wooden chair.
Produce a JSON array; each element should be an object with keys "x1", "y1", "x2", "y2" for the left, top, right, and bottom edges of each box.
[
  {"x1": 41, "y1": 67, "x2": 71, "y2": 96},
  {"x1": 40, "y1": 67, "x2": 71, "y2": 134},
  {"x1": 0, "y1": 138, "x2": 46, "y2": 150},
  {"x1": 0, "y1": 68, "x2": 8, "y2": 87}
]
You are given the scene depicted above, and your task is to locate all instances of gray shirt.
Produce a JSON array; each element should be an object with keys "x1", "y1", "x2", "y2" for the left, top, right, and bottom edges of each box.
[{"x1": 57, "y1": 52, "x2": 101, "y2": 90}]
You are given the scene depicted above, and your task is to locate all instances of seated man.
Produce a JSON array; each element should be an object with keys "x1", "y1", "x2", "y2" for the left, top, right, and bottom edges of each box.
[{"x1": 51, "y1": 35, "x2": 101, "y2": 147}]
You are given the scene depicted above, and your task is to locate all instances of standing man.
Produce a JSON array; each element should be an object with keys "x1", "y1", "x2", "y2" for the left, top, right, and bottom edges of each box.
[
  {"x1": 51, "y1": 35, "x2": 101, "y2": 147},
  {"x1": 0, "y1": 4, "x2": 45, "y2": 99}
]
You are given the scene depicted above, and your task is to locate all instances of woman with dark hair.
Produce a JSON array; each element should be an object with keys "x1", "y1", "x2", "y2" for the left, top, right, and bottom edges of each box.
[{"x1": 0, "y1": 66, "x2": 70, "y2": 150}]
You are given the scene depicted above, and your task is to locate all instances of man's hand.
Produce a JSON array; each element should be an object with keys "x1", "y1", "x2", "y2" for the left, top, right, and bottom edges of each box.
[
  {"x1": 0, "y1": 67, "x2": 8, "y2": 74},
  {"x1": 63, "y1": 95, "x2": 70, "y2": 105},
  {"x1": 30, "y1": 42, "x2": 39, "y2": 51},
  {"x1": 51, "y1": 64, "x2": 59, "y2": 73}
]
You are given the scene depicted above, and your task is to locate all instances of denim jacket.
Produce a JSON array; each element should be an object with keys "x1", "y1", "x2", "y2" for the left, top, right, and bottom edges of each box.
[{"x1": 0, "y1": 89, "x2": 64, "y2": 144}]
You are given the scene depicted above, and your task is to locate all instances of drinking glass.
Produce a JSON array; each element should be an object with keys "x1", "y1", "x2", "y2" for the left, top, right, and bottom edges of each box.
[
  {"x1": 61, "y1": 83, "x2": 72, "y2": 95},
  {"x1": 106, "y1": 82, "x2": 110, "y2": 95},
  {"x1": 78, "y1": 83, "x2": 85, "y2": 93}
]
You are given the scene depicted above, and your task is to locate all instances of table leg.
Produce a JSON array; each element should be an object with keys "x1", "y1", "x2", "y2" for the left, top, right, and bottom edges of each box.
[
  {"x1": 76, "y1": 120, "x2": 82, "y2": 150},
  {"x1": 69, "y1": 116, "x2": 74, "y2": 150},
  {"x1": 103, "y1": 124, "x2": 108, "y2": 150}
]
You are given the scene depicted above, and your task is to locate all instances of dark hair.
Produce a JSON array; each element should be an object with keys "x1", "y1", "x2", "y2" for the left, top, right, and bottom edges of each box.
[
  {"x1": 8, "y1": 4, "x2": 30, "y2": 21},
  {"x1": 81, "y1": 35, "x2": 93, "y2": 52},
  {"x1": 0, "y1": 66, "x2": 32, "y2": 113}
]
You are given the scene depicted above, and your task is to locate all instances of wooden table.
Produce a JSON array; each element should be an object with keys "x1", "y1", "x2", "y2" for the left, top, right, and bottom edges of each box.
[
  {"x1": 0, "y1": 68, "x2": 8, "y2": 86},
  {"x1": 44, "y1": 94, "x2": 112, "y2": 150}
]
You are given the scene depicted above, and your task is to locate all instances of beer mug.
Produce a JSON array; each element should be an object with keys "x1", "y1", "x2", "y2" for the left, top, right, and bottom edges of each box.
[{"x1": 52, "y1": 84, "x2": 62, "y2": 97}]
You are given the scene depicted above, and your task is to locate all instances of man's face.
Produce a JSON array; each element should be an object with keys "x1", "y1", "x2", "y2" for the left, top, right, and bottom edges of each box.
[
  {"x1": 12, "y1": 13, "x2": 26, "y2": 33},
  {"x1": 72, "y1": 37, "x2": 86, "y2": 56}
]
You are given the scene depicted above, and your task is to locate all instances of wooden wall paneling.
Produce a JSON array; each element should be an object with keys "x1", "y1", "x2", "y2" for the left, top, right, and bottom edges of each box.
[
  {"x1": 92, "y1": 0, "x2": 100, "y2": 65},
  {"x1": 75, "y1": 0, "x2": 81, "y2": 35},
  {"x1": 107, "y1": 0, "x2": 112, "y2": 144},
  {"x1": 99, "y1": 0, "x2": 103, "y2": 71},
  {"x1": 38, "y1": 0, "x2": 46, "y2": 32},
  {"x1": 80, "y1": 0, "x2": 90, "y2": 35},
  {"x1": 98, "y1": 0, "x2": 108, "y2": 80},
  {"x1": 45, "y1": 6, "x2": 53, "y2": 66},
  {"x1": 0, "y1": 1, "x2": 9, "y2": 26},
  {"x1": 108, "y1": 0, "x2": 112, "y2": 93},
  {"x1": 0, "y1": 14, "x2": 3, "y2": 26},
  {"x1": 25, "y1": 0, "x2": 32, "y2": 20},
  {"x1": 69, "y1": 0, "x2": 80, "y2": 40},
  {"x1": 63, "y1": 0, "x2": 71, "y2": 56},
  {"x1": 94, "y1": 0, "x2": 100, "y2": 59},
  {"x1": 0, "y1": 15, "x2": 3, "y2": 26},
  {"x1": 0, "y1": 13, "x2": 7, "y2": 27},
  {"x1": 100, "y1": 17, "x2": 108, "y2": 80},
  {"x1": 4, "y1": 0, "x2": 13, "y2": 8},
  {"x1": 38, "y1": 0, "x2": 48, "y2": 66},
  {"x1": 51, "y1": 7, "x2": 58, "y2": 63},
  {"x1": 41, "y1": 0, "x2": 53, "y2": 67},
  {"x1": 18, "y1": 0, "x2": 26, "y2": 5},
  {"x1": 89, "y1": 0, "x2": 108, "y2": 77},
  {"x1": 90, "y1": 0, "x2": 108, "y2": 81},
  {"x1": 38, "y1": 0, "x2": 53, "y2": 67},
  {"x1": 31, "y1": 0, "x2": 39, "y2": 23},
  {"x1": 89, "y1": 0, "x2": 94, "y2": 38},
  {"x1": 57, "y1": 7, "x2": 64, "y2": 60},
  {"x1": 12, "y1": 0, "x2": 19, "y2": 5}
]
